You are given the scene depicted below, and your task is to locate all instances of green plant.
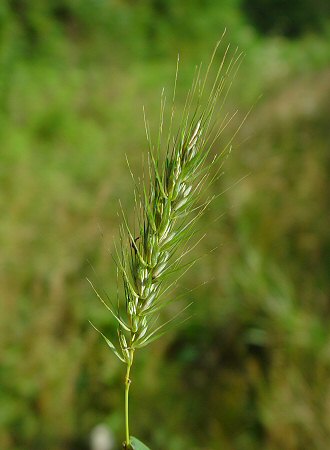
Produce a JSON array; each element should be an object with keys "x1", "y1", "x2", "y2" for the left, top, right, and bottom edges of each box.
[{"x1": 90, "y1": 37, "x2": 244, "y2": 450}]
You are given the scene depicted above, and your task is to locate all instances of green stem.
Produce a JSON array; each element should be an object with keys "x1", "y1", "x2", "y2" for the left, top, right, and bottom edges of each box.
[{"x1": 124, "y1": 351, "x2": 134, "y2": 449}]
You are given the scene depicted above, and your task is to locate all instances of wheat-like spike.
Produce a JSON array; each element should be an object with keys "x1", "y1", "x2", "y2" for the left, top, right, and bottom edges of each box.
[
  {"x1": 90, "y1": 40, "x2": 244, "y2": 449},
  {"x1": 112, "y1": 114, "x2": 208, "y2": 364},
  {"x1": 100, "y1": 45, "x2": 237, "y2": 364}
]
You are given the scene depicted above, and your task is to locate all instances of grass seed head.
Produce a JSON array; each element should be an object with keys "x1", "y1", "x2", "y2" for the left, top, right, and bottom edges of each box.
[{"x1": 91, "y1": 38, "x2": 243, "y2": 362}]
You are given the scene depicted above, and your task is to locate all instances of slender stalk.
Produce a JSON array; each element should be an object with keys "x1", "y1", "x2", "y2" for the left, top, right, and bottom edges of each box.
[{"x1": 124, "y1": 351, "x2": 134, "y2": 449}]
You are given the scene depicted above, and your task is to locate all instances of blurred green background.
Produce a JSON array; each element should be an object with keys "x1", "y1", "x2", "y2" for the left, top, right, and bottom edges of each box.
[{"x1": 1, "y1": 1, "x2": 330, "y2": 449}]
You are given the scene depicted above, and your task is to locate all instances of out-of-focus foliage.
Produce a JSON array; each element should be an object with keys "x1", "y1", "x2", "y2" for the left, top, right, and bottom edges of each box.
[
  {"x1": 241, "y1": 0, "x2": 330, "y2": 38},
  {"x1": 0, "y1": 1, "x2": 329, "y2": 450}
]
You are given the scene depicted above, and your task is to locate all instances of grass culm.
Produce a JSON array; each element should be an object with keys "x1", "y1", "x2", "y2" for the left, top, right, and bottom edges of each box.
[{"x1": 89, "y1": 35, "x2": 245, "y2": 450}]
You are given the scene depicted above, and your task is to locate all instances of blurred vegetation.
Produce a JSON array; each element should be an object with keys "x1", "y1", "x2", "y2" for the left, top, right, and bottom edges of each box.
[
  {"x1": 0, "y1": 1, "x2": 330, "y2": 449},
  {"x1": 241, "y1": 0, "x2": 330, "y2": 38}
]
